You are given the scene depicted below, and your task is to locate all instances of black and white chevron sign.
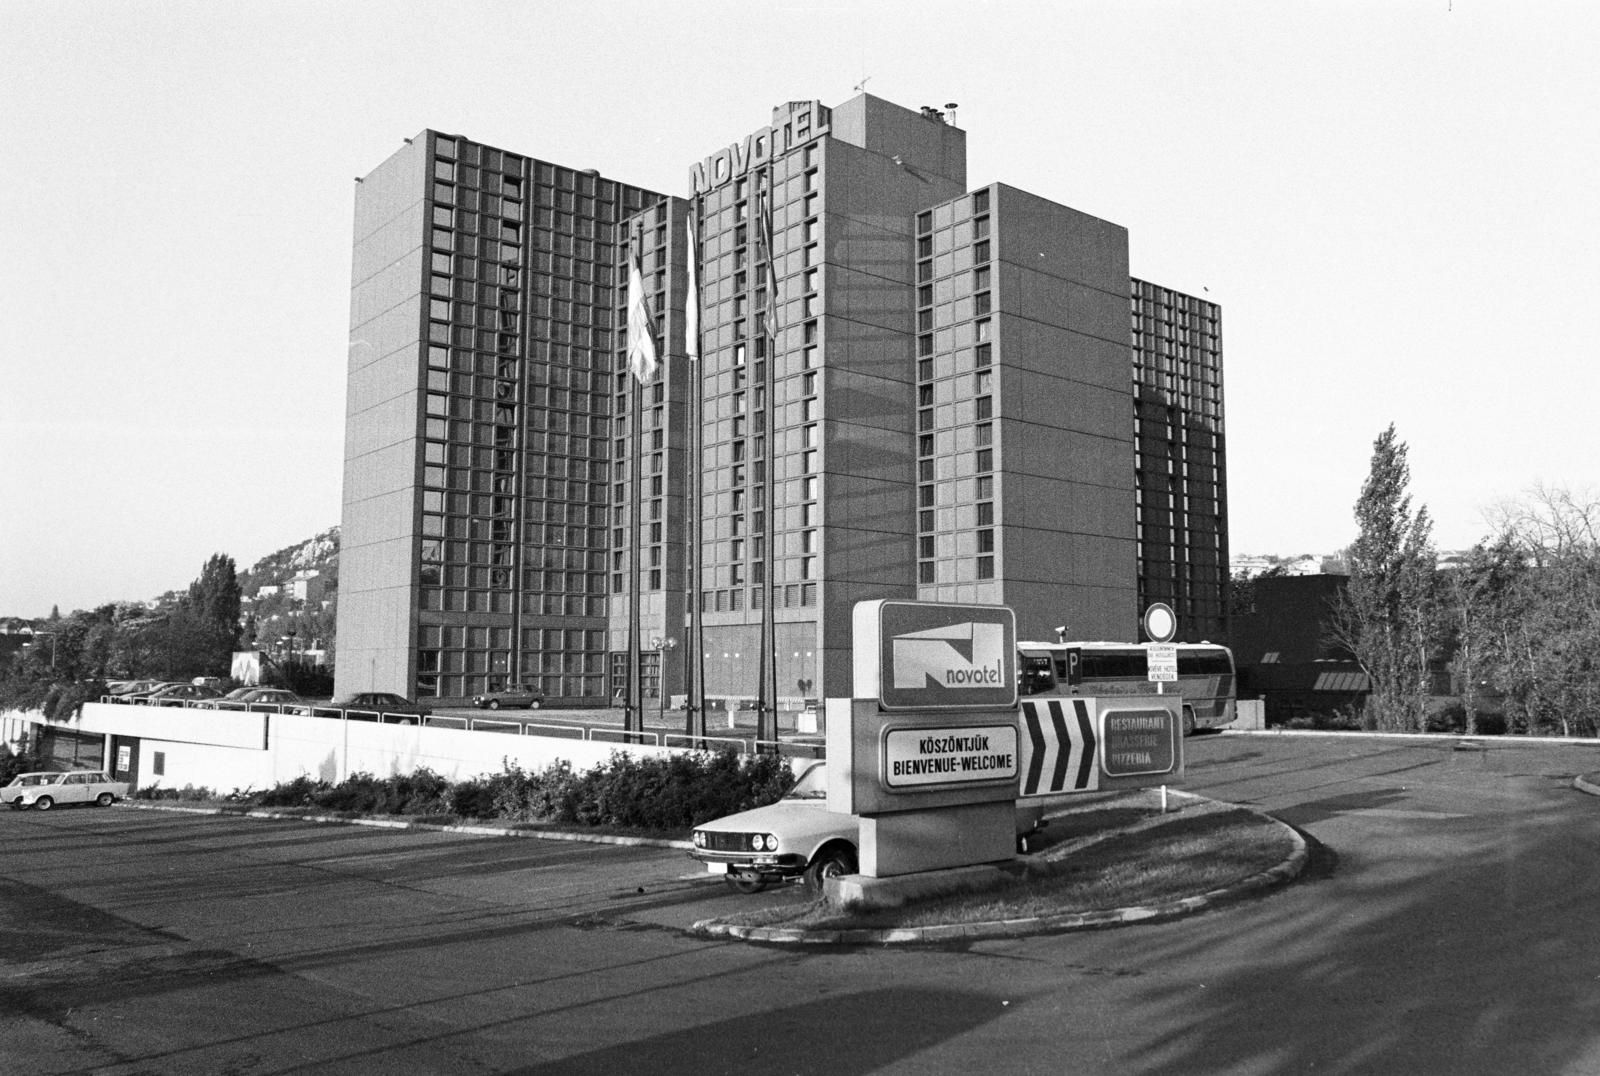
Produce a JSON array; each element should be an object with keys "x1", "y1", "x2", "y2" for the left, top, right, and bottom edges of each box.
[{"x1": 1019, "y1": 698, "x2": 1099, "y2": 795}]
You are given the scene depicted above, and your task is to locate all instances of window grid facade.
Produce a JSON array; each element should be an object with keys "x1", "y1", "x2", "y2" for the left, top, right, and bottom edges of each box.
[
  {"x1": 416, "y1": 134, "x2": 661, "y2": 700},
  {"x1": 1131, "y1": 279, "x2": 1228, "y2": 640},
  {"x1": 694, "y1": 141, "x2": 824, "y2": 619},
  {"x1": 914, "y1": 186, "x2": 998, "y2": 596}
]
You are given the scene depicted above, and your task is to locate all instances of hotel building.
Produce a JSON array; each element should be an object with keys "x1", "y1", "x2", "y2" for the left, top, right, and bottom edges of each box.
[{"x1": 336, "y1": 93, "x2": 1227, "y2": 708}]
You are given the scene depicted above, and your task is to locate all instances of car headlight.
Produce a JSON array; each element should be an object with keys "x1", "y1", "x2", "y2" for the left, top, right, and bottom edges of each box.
[
  {"x1": 748, "y1": 833, "x2": 776, "y2": 852},
  {"x1": 693, "y1": 831, "x2": 705, "y2": 847}
]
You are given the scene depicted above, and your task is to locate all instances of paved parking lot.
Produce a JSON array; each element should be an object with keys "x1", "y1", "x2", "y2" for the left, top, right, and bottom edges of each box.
[{"x1": 3, "y1": 732, "x2": 1599, "y2": 1074}]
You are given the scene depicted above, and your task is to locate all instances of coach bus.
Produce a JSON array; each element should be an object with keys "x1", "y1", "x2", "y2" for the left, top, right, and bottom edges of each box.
[{"x1": 1015, "y1": 640, "x2": 1237, "y2": 735}]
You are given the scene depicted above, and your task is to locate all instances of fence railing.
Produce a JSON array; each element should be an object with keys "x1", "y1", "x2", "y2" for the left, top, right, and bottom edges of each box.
[{"x1": 92, "y1": 696, "x2": 821, "y2": 757}]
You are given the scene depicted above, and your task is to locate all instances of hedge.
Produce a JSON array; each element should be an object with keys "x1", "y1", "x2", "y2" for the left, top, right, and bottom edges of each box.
[{"x1": 238, "y1": 749, "x2": 797, "y2": 832}]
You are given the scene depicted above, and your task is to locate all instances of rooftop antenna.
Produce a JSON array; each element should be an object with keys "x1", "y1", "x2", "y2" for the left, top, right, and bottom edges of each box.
[{"x1": 852, "y1": 75, "x2": 872, "y2": 94}]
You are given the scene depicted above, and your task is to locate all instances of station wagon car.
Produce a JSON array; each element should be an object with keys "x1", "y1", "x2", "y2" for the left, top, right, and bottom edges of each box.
[
  {"x1": 471, "y1": 683, "x2": 545, "y2": 710},
  {"x1": 3, "y1": 771, "x2": 131, "y2": 811}
]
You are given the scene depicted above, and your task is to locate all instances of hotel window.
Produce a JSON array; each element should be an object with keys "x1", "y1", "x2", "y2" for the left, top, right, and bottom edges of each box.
[
  {"x1": 976, "y1": 556, "x2": 994, "y2": 580},
  {"x1": 974, "y1": 239, "x2": 990, "y2": 263},
  {"x1": 972, "y1": 189, "x2": 989, "y2": 213}
]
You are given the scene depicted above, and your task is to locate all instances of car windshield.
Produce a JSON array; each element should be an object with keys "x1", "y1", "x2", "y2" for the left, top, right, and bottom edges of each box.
[{"x1": 784, "y1": 763, "x2": 828, "y2": 800}]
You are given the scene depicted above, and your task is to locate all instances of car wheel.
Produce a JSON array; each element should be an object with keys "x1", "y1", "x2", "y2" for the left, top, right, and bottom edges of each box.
[
  {"x1": 96, "y1": 792, "x2": 115, "y2": 807},
  {"x1": 1182, "y1": 706, "x2": 1196, "y2": 737},
  {"x1": 488, "y1": 699, "x2": 501, "y2": 710},
  {"x1": 804, "y1": 843, "x2": 858, "y2": 892},
  {"x1": 34, "y1": 796, "x2": 54, "y2": 812},
  {"x1": 725, "y1": 873, "x2": 769, "y2": 894},
  {"x1": 529, "y1": 700, "x2": 541, "y2": 710}
]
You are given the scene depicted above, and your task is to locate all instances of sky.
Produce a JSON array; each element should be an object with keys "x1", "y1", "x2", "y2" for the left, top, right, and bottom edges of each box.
[{"x1": 3, "y1": 0, "x2": 1598, "y2": 617}]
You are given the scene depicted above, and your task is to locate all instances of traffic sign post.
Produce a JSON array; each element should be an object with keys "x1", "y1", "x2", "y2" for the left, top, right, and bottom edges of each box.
[{"x1": 1142, "y1": 602, "x2": 1177, "y2": 644}]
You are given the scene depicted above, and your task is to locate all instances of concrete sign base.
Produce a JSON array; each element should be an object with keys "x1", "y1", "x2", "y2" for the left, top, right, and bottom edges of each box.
[{"x1": 860, "y1": 800, "x2": 1016, "y2": 878}]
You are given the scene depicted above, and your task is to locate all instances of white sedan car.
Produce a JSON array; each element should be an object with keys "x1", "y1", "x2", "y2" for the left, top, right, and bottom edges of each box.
[
  {"x1": 689, "y1": 761, "x2": 1046, "y2": 893},
  {"x1": 2, "y1": 771, "x2": 131, "y2": 811}
]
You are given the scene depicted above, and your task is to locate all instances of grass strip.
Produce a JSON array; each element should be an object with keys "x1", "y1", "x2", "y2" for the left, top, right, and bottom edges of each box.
[{"x1": 715, "y1": 794, "x2": 1295, "y2": 932}]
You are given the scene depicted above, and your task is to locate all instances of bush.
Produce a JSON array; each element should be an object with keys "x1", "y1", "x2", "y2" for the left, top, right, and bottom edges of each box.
[
  {"x1": 241, "y1": 749, "x2": 800, "y2": 833},
  {"x1": 0, "y1": 739, "x2": 45, "y2": 785},
  {"x1": 132, "y1": 784, "x2": 219, "y2": 801}
]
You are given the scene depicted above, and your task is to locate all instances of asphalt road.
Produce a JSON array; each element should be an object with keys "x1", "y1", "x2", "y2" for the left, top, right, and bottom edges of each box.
[{"x1": 3, "y1": 732, "x2": 1599, "y2": 1075}]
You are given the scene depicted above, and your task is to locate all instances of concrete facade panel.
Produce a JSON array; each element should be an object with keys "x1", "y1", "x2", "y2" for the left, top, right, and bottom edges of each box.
[
  {"x1": 349, "y1": 303, "x2": 421, "y2": 375},
  {"x1": 351, "y1": 252, "x2": 424, "y2": 330},
  {"x1": 342, "y1": 391, "x2": 420, "y2": 463},
  {"x1": 993, "y1": 185, "x2": 1129, "y2": 288}
]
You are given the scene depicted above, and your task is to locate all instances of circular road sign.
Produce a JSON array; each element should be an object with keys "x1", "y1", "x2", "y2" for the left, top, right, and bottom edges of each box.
[{"x1": 1142, "y1": 603, "x2": 1177, "y2": 643}]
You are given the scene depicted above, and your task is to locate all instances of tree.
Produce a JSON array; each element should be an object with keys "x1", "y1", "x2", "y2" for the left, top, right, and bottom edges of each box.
[
  {"x1": 1439, "y1": 539, "x2": 1521, "y2": 735},
  {"x1": 1474, "y1": 485, "x2": 1600, "y2": 737},
  {"x1": 177, "y1": 553, "x2": 242, "y2": 677},
  {"x1": 1333, "y1": 425, "x2": 1439, "y2": 731}
]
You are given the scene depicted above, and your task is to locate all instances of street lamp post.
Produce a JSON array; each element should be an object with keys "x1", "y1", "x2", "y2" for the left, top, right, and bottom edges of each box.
[{"x1": 650, "y1": 636, "x2": 677, "y2": 727}]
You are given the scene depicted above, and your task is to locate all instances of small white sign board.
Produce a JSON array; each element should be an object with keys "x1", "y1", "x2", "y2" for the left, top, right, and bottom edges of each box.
[{"x1": 1146, "y1": 643, "x2": 1179, "y2": 683}]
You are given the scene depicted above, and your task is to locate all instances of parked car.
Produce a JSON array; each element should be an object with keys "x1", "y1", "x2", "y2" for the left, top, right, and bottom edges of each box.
[
  {"x1": 143, "y1": 683, "x2": 224, "y2": 704},
  {"x1": 116, "y1": 680, "x2": 179, "y2": 699},
  {"x1": 689, "y1": 761, "x2": 1047, "y2": 894},
  {"x1": 237, "y1": 687, "x2": 304, "y2": 707},
  {"x1": 471, "y1": 683, "x2": 544, "y2": 710},
  {"x1": 3, "y1": 770, "x2": 131, "y2": 811},
  {"x1": 330, "y1": 692, "x2": 432, "y2": 718}
]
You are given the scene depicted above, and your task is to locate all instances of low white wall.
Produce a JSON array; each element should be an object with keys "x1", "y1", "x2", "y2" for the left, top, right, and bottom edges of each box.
[
  {"x1": 69, "y1": 702, "x2": 706, "y2": 795},
  {"x1": 1235, "y1": 699, "x2": 1267, "y2": 730}
]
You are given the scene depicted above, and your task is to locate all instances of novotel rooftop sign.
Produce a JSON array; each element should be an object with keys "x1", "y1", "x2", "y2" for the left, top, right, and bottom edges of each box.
[
  {"x1": 688, "y1": 100, "x2": 832, "y2": 195},
  {"x1": 853, "y1": 600, "x2": 1017, "y2": 711}
]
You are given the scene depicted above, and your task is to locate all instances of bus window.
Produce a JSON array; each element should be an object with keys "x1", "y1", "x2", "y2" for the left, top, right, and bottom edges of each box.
[
  {"x1": 1079, "y1": 650, "x2": 1145, "y2": 681},
  {"x1": 1177, "y1": 650, "x2": 1235, "y2": 675},
  {"x1": 1018, "y1": 653, "x2": 1055, "y2": 695}
]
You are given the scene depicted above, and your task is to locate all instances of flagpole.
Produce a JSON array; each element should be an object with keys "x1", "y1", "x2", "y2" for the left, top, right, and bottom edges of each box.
[
  {"x1": 757, "y1": 168, "x2": 780, "y2": 754},
  {"x1": 625, "y1": 225, "x2": 651, "y2": 744},
  {"x1": 684, "y1": 204, "x2": 707, "y2": 745}
]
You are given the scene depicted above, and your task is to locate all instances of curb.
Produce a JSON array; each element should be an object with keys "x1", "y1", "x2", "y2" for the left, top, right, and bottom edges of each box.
[
  {"x1": 1575, "y1": 773, "x2": 1600, "y2": 797},
  {"x1": 116, "y1": 801, "x2": 692, "y2": 850},
  {"x1": 690, "y1": 800, "x2": 1310, "y2": 947}
]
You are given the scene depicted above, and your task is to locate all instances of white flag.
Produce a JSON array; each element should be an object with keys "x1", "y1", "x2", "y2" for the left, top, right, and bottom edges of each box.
[
  {"x1": 685, "y1": 213, "x2": 700, "y2": 364},
  {"x1": 626, "y1": 250, "x2": 659, "y2": 384}
]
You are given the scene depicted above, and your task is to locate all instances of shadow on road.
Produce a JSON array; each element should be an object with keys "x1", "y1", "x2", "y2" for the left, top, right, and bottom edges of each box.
[{"x1": 508, "y1": 986, "x2": 1007, "y2": 1075}]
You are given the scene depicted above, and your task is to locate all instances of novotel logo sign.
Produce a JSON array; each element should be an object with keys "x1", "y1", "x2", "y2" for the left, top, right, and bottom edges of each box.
[
  {"x1": 688, "y1": 101, "x2": 832, "y2": 195},
  {"x1": 855, "y1": 600, "x2": 1017, "y2": 711}
]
